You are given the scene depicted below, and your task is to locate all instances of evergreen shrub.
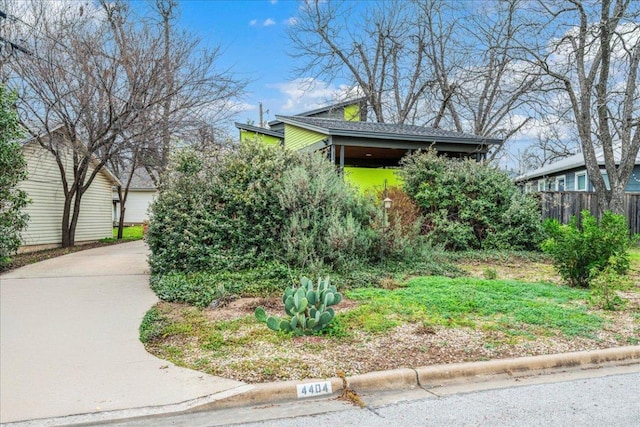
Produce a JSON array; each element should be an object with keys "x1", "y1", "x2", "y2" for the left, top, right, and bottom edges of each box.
[
  {"x1": 147, "y1": 141, "x2": 380, "y2": 278},
  {"x1": 542, "y1": 210, "x2": 632, "y2": 287},
  {"x1": 401, "y1": 150, "x2": 543, "y2": 250}
]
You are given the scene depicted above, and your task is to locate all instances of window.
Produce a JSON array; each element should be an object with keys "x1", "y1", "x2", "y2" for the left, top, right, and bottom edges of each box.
[
  {"x1": 537, "y1": 179, "x2": 546, "y2": 192},
  {"x1": 555, "y1": 175, "x2": 566, "y2": 191},
  {"x1": 601, "y1": 170, "x2": 611, "y2": 190},
  {"x1": 575, "y1": 171, "x2": 587, "y2": 191},
  {"x1": 525, "y1": 182, "x2": 534, "y2": 193}
]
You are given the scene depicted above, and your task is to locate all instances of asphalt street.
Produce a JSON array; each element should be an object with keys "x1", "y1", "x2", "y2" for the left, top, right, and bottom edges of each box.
[{"x1": 106, "y1": 365, "x2": 640, "y2": 427}]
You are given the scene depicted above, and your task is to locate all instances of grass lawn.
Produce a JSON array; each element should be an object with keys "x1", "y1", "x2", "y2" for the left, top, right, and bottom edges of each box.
[
  {"x1": 101, "y1": 225, "x2": 144, "y2": 242},
  {"x1": 141, "y1": 252, "x2": 640, "y2": 383}
]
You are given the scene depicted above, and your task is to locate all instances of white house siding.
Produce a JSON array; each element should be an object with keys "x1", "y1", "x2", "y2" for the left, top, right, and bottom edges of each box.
[
  {"x1": 19, "y1": 142, "x2": 114, "y2": 248},
  {"x1": 113, "y1": 190, "x2": 156, "y2": 224}
]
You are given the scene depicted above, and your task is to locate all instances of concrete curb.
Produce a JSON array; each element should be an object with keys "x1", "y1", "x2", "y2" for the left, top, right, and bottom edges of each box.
[
  {"x1": 194, "y1": 345, "x2": 640, "y2": 412},
  {"x1": 416, "y1": 345, "x2": 640, "y2": 387},
  {"x1": 4, "y1": 346, "x2": 640, "y2": 426}
]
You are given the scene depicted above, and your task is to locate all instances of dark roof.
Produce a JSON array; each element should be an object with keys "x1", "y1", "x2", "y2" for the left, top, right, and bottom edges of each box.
[
  {"x1": 515, "y1": 146, "x2": 640, "y2": 182},
  {"x1": 267, "y1": 97, "x2": 367, "y2": 127},
  {"x1": 276, "y1": 116, "x2": 502, "y2": 145},
  {"x1": 234, "y1": 122, "x2": 284, "y2": 138},
  {"x1": 119, "y1": 167, "x2": 156, "y2": 190},
  {"x1": 292, "y1": 97, "x2": 367, "y2": 118}
]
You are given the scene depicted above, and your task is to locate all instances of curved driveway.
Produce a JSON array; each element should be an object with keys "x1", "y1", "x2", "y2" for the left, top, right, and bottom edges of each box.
[{"x1": 0, "y1": 241, "x2": 243, "y2": 424}]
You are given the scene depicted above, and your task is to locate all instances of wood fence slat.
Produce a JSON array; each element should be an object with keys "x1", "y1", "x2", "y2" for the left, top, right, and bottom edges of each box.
[{"x1": 539, "y1": 192, "x2": 640, "y2": 235}]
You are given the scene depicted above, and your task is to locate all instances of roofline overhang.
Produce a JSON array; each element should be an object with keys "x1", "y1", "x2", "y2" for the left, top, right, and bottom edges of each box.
[
  {"x1": 515, "y1": 159, "x2": 613, "y2": 182},
  {"x1": 234, "y1": 122, "x2": 284, "y2": 139},
  {"x1": 268, "y1": 97, "x2": 367, "y2": 127},
  {"x1": 276, "y1": 115, "x2": 501, "y2": 146},
  {"x1": 332, "y1": 138, "x2": 489, "y2": 153}
]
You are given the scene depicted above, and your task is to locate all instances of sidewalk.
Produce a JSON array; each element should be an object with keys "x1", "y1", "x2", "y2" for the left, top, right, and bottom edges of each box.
[{"x1": 0, "y1": 241, "x2": 244, "y2": 424}]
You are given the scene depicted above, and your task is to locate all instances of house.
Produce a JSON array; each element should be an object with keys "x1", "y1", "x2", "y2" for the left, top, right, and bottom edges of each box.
[
  {"x1": 236, "y1": 99, "x2": 502, "y2": 192},
  {"x1": 113, "y1": 167, "x2": 157, "y2": 225},
  {"x1": 19, "y1": 129, "x2": 119, "y2": 251},
  {"x1": 515, "y1": 148, "x2": 640, "y2": 193}
]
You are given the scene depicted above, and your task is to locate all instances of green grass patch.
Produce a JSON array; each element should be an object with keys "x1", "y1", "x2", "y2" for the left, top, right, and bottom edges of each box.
[
  {"x1": 149, "y1": 256, "x2": 465, "y2": 308},
  {"x1": 345, "y1": 276, "x2": 602, "y2": 338},
  {"x1": 102, "y1": 225, "x2": 144, "y2": 243}
]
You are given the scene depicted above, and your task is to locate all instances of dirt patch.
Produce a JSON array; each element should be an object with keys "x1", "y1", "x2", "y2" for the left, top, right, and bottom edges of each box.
[
  {"x1": 145, "y1": 297, "x2": 640, "y2": 384},
  {"x1": 457, "y1": 259, "x2": 562, "y2": 285},
  {"x1": 204, "y1": 297, "x2": 360, "y2": 322}
]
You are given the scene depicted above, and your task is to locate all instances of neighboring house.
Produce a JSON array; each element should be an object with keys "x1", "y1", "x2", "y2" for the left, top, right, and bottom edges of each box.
[
  {"x1": 515, "y1": 148, "x2": 640, "y2": 193},
  {"x1": 113, "y1": 167, "x2": 157, "y2": 225},
  {"x1": 19, "y1": 129, "x2": 119, "y2": 251},
  {"x1": 236, "y1": 99, "x2": 502, "y2": 192}
]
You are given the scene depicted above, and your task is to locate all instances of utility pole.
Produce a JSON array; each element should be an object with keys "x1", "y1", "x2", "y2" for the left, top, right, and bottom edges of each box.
[
  {"x1": 0, "y1": 9, "x2": 32, "y2": 83},
  {"x1": 259, "y1": 102, "x2": 263, "y2": 128}
]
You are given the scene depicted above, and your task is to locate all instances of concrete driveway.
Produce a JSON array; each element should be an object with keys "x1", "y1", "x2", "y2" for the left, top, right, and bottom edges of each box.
[{"x1": 0, "y1": 241, "x2": 244, "y2": 424}]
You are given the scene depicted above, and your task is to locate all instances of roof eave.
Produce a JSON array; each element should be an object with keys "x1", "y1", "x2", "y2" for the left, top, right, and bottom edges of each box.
[
  {"x1": 328, "y1": 129, "x2": 502, "y2": 145},
  {"x1": 234, "y1": 122, "x2": 284, "y2": 139}
]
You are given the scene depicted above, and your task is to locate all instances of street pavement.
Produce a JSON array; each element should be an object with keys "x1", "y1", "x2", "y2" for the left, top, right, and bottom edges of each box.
[
  {"x1": 101, "y1": 363, "x2": 640, "y2": 426},
  {"x1": 0, "y1": 241, "x2": 244, "y2": 424},
  {"x1": 243, "y1": 370, "x2": 640, "y2": 427}
]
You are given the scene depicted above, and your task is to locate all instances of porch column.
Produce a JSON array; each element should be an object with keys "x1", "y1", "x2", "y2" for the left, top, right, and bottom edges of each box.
[
  {"x1": 339, "y1": 145, "x2": 345, "y2": 172},
  {"x1": 330, "y1": 144, "x2": 335, "y2": 163}
]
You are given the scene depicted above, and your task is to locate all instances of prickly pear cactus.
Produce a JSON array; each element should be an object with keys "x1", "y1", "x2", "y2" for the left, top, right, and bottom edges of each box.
[{"x1": 254, "y1": 276, "x2": 342, "y2": 336}]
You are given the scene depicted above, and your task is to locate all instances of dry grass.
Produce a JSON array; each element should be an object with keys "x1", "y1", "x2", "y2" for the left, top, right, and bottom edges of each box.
[{"x1": 142, "y1": 254, "x2": 640, "y2": 384}]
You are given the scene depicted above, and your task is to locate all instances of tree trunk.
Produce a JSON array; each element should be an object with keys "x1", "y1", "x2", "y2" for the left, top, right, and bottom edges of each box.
[
  {"x1": 118, "y1": 207, "x2": 126, "y2": 239},
  {"x1": 607, "y1": 185, "x2": 626, "y2": 216},
  {"x1": 61, "y1": 196, "x2": 73, "y2": 248},
  {"x1": 116, "y1": 185, "x2": 129, "y2": 239}
]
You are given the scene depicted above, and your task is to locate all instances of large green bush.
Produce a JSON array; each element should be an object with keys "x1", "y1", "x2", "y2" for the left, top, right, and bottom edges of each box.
[
  {"x1": 147, "y1": 141, "x2": 379, "y2": 276},
  {"x1": 0, "y1": 85, "x2": 29, "y2": 265},
  {"x1": 542, "y1": 210, "x2": 632, "y2": 288},
  {"x1": 279, "y1": 154, "x2": 377, "y2": 269},
  {"x1": 401, "y1": 150, "x2": 543, "y2": 250}
]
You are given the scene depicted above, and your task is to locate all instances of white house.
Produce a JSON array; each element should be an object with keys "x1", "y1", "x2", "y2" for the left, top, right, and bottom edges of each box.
[
  {"x1": 113, "y1": 167, "x2": 157, "y2": 225},
  {"x1": 19, "y1": 131, "x2": 119, "y2": 251}
]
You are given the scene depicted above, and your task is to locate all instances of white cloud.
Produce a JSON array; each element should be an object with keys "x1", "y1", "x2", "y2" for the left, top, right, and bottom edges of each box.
[
  {"x1": 285, "y1": 17, "x2": 298, "y2": 26},
  {"x1": 270, "y1": 0, "x2": 278, "y2": 4},
  {"x1": 263, "y1": 18, "x2": 276, "y2": 26},
  {"x1": 249, "y1": 19, "x2": 257, "y2": 26},
  {"x1": 268, "y1": 78, "x2": 357, "y2": 113},
  {"x1": 227, "y1": 101, "x2": 257, "y2": 114}
]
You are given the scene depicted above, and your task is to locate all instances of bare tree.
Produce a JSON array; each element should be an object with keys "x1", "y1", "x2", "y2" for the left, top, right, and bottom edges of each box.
[
  {"x1": 518, "y1": 0, "x2": 640, "y2": 214},
  {"x1": 289, "y1": 0, "x2": 542, "y2": 160},
  {"x1": 4, "y1": 0, "x2": 245, "y2": 246},
  {"x1": 445, "y1": 0, "x2": 542, "y2": 160},
  {"x1": 289, "y1": 0, "x2": 434, "y2": 124},
  {"x1": 520, "y1": 121, "x2": 581, "y2": 171}
]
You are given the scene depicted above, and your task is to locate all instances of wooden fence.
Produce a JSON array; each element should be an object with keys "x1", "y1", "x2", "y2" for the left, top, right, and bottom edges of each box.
[{"x1": 540, "y1": 192, "x2": 640, "y2": 235}]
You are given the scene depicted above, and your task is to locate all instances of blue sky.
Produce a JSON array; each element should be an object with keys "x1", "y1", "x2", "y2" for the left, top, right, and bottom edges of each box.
[{"x1": 176, "y1": 0, "x2": 345, "y2": 125}]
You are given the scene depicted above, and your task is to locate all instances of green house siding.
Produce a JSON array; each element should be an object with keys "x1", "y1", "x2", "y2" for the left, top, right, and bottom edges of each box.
[
  {"x1": 240, "y1": 130, "x2": 281, "y2": 146},
  {"x1": 284, "y1": 124, "x2": 327, "y2": 151},
  {"x1": 343, "y1": 104, "x2": 360, "y2": 121},
  {"x1": 344, "y1": 167, "x2": 402, "y2": 193}
]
